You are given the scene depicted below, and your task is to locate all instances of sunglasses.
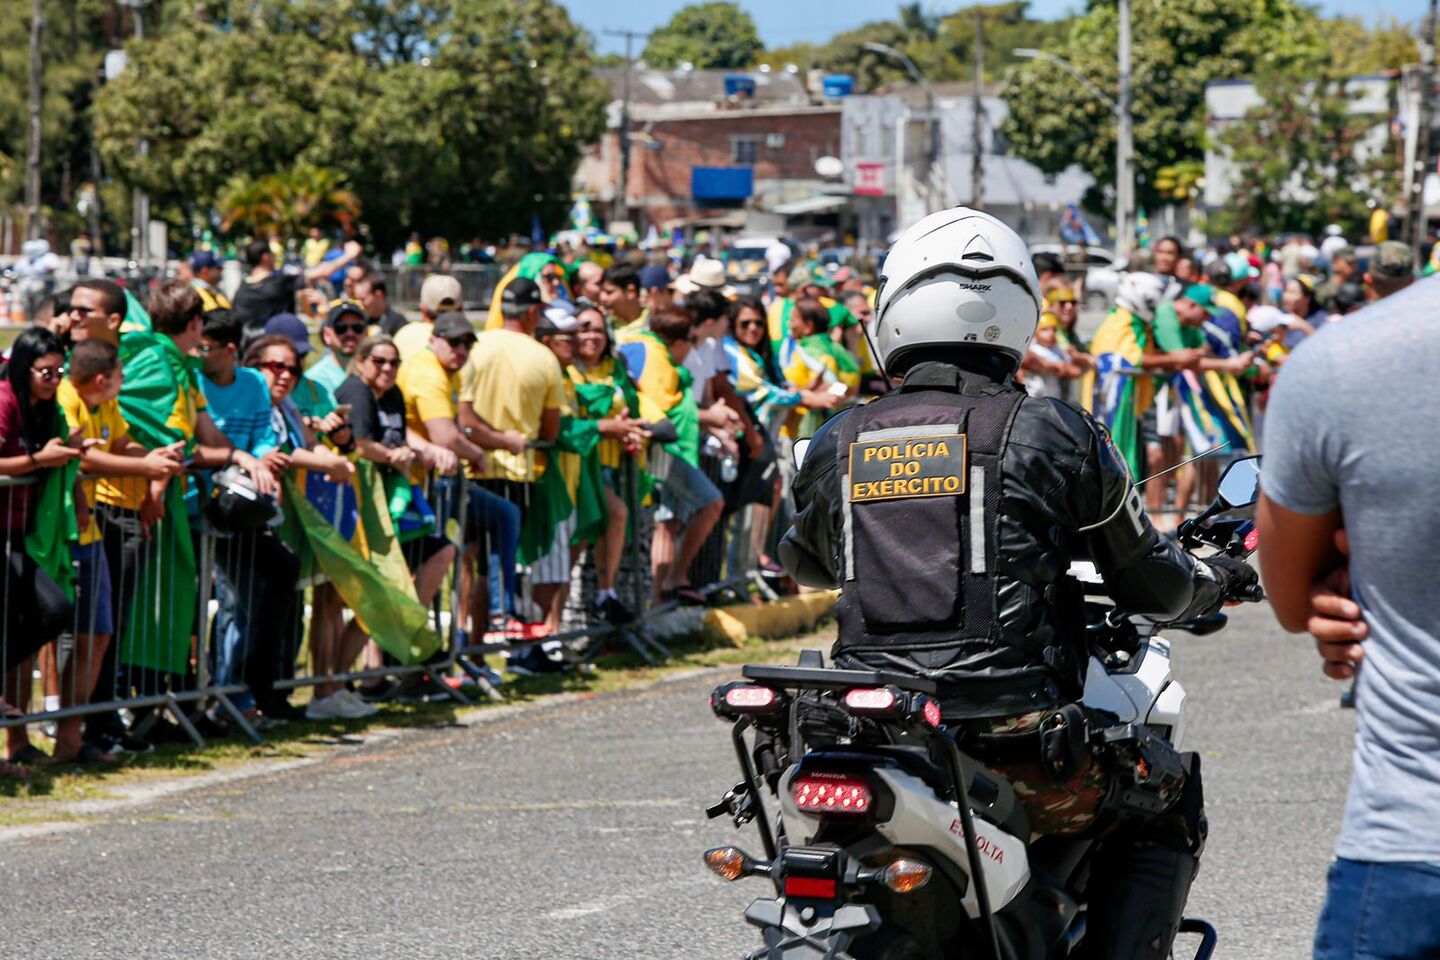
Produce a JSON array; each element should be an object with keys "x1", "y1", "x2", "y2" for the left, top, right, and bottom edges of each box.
[
  {"x1": 259, "y1": 360, "x2": 302, "y2": 377},
  {"x1": 445, "y1": 336, "x2": 476, "y2": 350},
  {"x1": 31, "y1": 366, "x2": 63, "y2": 381},
  {"x1": 332, "y1": 322, "x2": 367, "y2": 335},
  {"x1": 369, "y1": 356, "x2": 400, "y2": 368},
  {"x1": 736, "y1": 318, "x2": 765, "y2": 329}
]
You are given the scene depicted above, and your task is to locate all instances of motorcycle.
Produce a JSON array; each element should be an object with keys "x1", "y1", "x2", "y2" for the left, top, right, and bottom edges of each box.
[{"x1": 702, "y1": 456, "x2": 1265, "y2": 960}]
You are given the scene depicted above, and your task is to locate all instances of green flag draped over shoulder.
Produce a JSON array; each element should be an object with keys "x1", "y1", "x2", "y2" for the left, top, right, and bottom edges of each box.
[
  {"x1": 116, "y1": 330, "x2": 199, "y2": 674},
  {"x1": 279, "y1": 468, "x2": 438, "y2": 664},
  {"x1": 555, "y1": 414, "x2": 606, "y2": 548},
  {"x1": 24, "y1": 415, "x2": 78, "y2": 601},
  {"x1": 517, "y1": 455, "x2": 574, "y2": 566}
]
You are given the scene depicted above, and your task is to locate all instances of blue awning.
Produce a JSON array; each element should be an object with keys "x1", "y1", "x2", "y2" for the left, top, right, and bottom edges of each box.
[{"x1": 692, "y1": 166, "x2": 753, "y2": 201}]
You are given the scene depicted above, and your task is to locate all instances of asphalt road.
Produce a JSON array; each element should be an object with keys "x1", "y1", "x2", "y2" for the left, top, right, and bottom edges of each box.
[{"x1": 0, "y1": 604, "x2": 1352, "y2": 959}]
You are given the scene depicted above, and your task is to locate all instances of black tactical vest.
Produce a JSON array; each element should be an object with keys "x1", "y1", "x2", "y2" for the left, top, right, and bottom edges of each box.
[{"x1": 832, "y1": 373, "x2": 1027, "y2": 687}]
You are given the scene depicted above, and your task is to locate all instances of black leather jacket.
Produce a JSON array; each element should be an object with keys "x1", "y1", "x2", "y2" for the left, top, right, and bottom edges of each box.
[{"x1": 780, "y1": 362, "x2": 1225, "y2": 711}]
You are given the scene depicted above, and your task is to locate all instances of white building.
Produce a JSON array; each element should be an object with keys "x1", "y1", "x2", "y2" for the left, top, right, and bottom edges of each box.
[{"x1": 842, "y1": 83, "x2": 1096, "y2": 244}]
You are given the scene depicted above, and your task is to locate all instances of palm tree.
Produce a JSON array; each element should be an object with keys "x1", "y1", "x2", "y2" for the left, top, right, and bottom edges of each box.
[{"x1": 217, "y1": 165, "x2": 360, "y2": 239}]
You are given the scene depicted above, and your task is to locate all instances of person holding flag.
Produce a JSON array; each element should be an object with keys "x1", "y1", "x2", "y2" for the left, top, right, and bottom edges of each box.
[{"x1": 1080, "y1": 273, "x2": 1203, "y2": 480}]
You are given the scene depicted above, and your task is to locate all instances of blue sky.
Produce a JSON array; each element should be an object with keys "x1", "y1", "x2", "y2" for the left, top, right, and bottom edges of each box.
[{"x1": 574, "y1": 1, "x2": 1427, "y2": 56}]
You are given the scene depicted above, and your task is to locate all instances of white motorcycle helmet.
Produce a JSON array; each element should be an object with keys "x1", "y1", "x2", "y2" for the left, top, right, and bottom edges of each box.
[
  {"x1": 870, "y1": 207, "x2": 1042, "y2": 376},
  {"x1": 1114, "y1": 271, "x2": 1168, "y2": 322}
]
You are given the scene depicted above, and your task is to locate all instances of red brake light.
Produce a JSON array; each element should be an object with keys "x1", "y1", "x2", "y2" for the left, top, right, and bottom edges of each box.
[
  {"x1": 1244, "y1": 528, "x2": 1260, "y2": 552},
  {"x1": 842, "y1": 687, "x2": 898, "y2": 715},
  {"x1": 791, "y1": 774, "x2": 873, "y2": 815},
  {"x1": 725, "y1": 685, "x2": 778, "y2": 710},
  {"x1": 785, "y1": 876, "x2": 837, "y2": 899},
  {"x1": 922, "y1": 698, "x2": 942, "y2": 728}
]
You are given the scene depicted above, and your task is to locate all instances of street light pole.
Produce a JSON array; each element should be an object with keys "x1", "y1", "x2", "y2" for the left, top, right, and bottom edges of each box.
[
  {"x1": 1116, "y1": 0, "x2": 1135, "y2": 256},
  {"x1": 25, "y1": 0, "x2": 44, "y2": 242},
  {"x1": 972, "y1": 11, "x2": 985, "y2": 211},
  {"x1": 1013, "y1": 44, "x2": 1133, "y2": 258},
  {"x1": 863, "y1": 42, "x2": 947, "y2": 212},
  {"x1": 1411, "y1": 0, "x2": 1437, "y2": 258}
]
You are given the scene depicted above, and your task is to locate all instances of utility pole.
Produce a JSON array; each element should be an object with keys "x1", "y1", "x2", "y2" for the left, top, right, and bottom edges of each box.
[
  {"x1": 971, "y1": 10, "x2": 985, "y2": 210},
  {"x1": 25, "y1": 0, "x2": 44, "y2": 241},
  {"x1": 1411, "y1": 0, "x2": 1437, "y2": 258},
  {"x1": 120, "y1": 0, "x2": 150, "y2": 262},
  {"x1": 604, "y1": 28, "x2": 648, "y2": 228},
  {"x1": 1116, "y1": 0, "x2": 1135, "y2": 257}
]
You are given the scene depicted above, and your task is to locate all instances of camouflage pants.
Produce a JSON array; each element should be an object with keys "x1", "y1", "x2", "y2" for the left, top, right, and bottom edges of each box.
[{"x1": 971, "y1": 709, "x2": 1110, "y2": 836}]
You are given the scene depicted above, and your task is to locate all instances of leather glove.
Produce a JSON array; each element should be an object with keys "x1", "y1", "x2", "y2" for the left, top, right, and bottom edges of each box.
[{"x1": 1204, "y1": 554, "x2": 1259, "y2": 601}]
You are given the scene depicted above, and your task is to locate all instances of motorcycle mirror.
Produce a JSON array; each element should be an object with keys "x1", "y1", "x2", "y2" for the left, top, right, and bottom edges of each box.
[
  {"x1": 1216, "y1": 456, "x2": 1262, "y2": 509},
  {"x1": 792, "y1": 437, "x2": 812, "y2": 469}
]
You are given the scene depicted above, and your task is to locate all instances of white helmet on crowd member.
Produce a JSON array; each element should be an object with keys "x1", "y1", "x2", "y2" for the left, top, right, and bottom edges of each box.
[
  {"x1": 1115, "y1": 271, "x2": 1168, "y2": 322},
  {"x1": 870, "y1": 207, "x2": 1041, "y2": 376}
]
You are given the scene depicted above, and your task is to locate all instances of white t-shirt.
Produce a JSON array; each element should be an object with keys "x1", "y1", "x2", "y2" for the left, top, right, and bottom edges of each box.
[{"x1": 683, "y1": 337, "x2": 732, "y2": 404}]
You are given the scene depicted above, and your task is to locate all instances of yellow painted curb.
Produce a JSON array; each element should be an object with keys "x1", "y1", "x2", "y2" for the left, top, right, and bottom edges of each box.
[{"x1": 702, "y1": 590, "x2": 840, "y2": 647}]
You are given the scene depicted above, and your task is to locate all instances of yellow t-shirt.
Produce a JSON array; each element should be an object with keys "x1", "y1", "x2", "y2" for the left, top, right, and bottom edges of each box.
[
  {"x1": 393, "y1": 321, "x2": 434, "y2": 362},
  {"x1": 396, "y1": 347, "x2": 458, "y2": 443},
  {"x1": 58, "y1": 380, "x2": 131, "y2": 543},
  {"x1": 460, "y1": 329, "x2": 565, "y2": 482},
  {"x1": 96, "y1": 359, "x2": 206, "y2": 513}
]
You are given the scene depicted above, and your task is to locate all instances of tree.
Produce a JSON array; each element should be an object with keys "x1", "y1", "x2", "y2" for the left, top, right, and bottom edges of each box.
[
  {"x1": 91, "y1": 0, "x2": 607, "y2": 246},
  {"x1": 218, "y1": 164, "x2": 359, "y2": 239},
  {"x1": 642, "y1": 2, "x2": 763, "y2": 70},
  {"x1": 0, "y1": 0, "x2": 109, "y2": 239},
  {"x1": 1001, "y1": 0, "x2": 1329, "y2": 215},
  {"x1": 1325, "y1": 16, "x2": 1419, "y2": 75},
  {"x1": 1213, "y1": 73, "x2": 1397, "y2": 238}
]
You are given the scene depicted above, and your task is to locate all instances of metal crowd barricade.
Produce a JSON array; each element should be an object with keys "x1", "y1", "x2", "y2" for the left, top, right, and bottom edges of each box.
[
  {"x1": 263, "y1": 463, "x2": 476, "y2": 710},
  {"x1": 447, "y1": 441, "x2": 670, "y2": 683},
  {"x1": 376, "y1": 264, "x2": 503, "y2": 312},
  {"x1": 0, "y1": 474, "x2": 235, "y2": 750}
]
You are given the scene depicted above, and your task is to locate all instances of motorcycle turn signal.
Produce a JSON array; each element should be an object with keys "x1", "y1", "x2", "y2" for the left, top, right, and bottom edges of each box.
[{"x1": 703, "y1": 846, "x2": 771, "y2": 882}]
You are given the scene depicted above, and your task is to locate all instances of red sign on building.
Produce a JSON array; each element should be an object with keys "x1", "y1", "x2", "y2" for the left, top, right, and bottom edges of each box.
[{"x1": 854, "y1": 162, "x2": 888, "y2": 197}]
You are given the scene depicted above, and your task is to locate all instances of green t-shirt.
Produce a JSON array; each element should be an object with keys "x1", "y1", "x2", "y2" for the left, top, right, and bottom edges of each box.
[{"x1": 1152, "y1": 302, "x2": 1206, "y2": 353}]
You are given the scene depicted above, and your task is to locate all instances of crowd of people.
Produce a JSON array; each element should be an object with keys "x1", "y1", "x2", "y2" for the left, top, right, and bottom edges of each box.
[
  {"x1": 0, "y1": 235, "x2": 895, "y2": 778},
  {"x1": 1022, "y1": 232, "x2": 1416, "y2": 527},
  {"x1": 0, "y1": 220, "x2": 1421, "y2": 779}
]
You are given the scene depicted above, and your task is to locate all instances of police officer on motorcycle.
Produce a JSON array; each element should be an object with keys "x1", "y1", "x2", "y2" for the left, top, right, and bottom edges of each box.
[{"x1": 779, "y1": 209, "x2": 1258, "y2": 960}]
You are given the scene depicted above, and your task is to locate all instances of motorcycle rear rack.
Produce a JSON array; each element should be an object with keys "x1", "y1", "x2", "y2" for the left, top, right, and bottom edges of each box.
[{"x1": 742, "y1": 664, "x2": 938, "y2": 695}]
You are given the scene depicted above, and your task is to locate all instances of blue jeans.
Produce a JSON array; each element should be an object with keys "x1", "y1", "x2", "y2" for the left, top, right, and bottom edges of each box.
[
  {"x1": 434, "y1": 477, "x2": 521, "y2": 616},
  {"x1": 1314, "y1": 858, "x2": 1440, "y2": 959}
]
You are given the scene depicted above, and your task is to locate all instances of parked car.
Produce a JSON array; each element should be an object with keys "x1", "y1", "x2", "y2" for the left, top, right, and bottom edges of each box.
[{"x1": 1030, "y1": 243, "x2": 1125, "y2": 307}]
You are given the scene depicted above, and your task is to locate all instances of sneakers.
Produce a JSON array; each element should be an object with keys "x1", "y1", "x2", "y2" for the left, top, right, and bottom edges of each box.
[{"x1": 305, "y1": 690, "x2": 379, "y2": 721}]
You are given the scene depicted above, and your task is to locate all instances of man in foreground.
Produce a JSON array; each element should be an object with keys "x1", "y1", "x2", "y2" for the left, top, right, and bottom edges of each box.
[{"x1": 1257, "y1": 275, "x2": 1440, "y2": 959}]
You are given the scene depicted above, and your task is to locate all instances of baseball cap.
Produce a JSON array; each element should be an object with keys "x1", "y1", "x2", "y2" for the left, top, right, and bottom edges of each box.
[
  {"x1": 263, "y1": 312, "x2": 313, "y2": 356},
  {"x1": 502, "y1": 276, "x2": 543, "y2": 307},
  {"x1": 1224, "y1": 252, "x2": 1260, "y2": 281},
  {"x1": 1372, "y1": 241, "x2": 1414, "y2": 278},
  {"x1": 190, "y1": 250, "x2": 223, "y2": 270},
  {"x1": 537, "y1": 306, "x2": 580, "y2": 337},
  {"x1": 807, "y1": 262, "x2": 837, "y2": 288},
  {"x1": 324, "y1": 299, "x2": 367, "y2": 329},
  {"x1": 1044, "y1": 286, "x2": 1077, "y2": 305},
  {"x1": 420, "y1": 274, "x2": 463, "y2": 313},
  {"x1": 1179, "y1": 284, "x2": 1220, "y2": 315},
  {"x1": 1246, "y1": 305, "x2": 1287, "y2": 334},
  {"x1": 638, "y1": 264, "x2": 673, "y2": 292},
  {"x1": 431, "y1": 311, "x2": 475, "y2": 342}
]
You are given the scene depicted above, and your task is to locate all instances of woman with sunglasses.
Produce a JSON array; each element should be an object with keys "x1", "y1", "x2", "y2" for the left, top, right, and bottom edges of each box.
[
  {"x1": 0, "y1": 328, "x2": 82, "y2": 774},
  {"x1": 568, "y1": 303, "x2": 651, "y2": 624},
  {"x1": 244, "y1": 335, "x2": 371, "y2": 720},
  {"x1": 723, "y1": 297, "x2": 840, "y2": 576},
  {"x1": 336, "y1": 335, "x2": 456, "y2": 609}
]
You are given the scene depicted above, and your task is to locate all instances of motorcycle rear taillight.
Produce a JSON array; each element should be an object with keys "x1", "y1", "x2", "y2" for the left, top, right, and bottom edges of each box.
[{"x1": 791, "y1": 774, "x2": 873, "y2": 815}]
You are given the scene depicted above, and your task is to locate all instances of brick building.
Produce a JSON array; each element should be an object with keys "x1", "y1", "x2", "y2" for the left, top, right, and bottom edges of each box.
[{"x1": 575, "y1": 68, "x2": 845, "y2": 236}]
